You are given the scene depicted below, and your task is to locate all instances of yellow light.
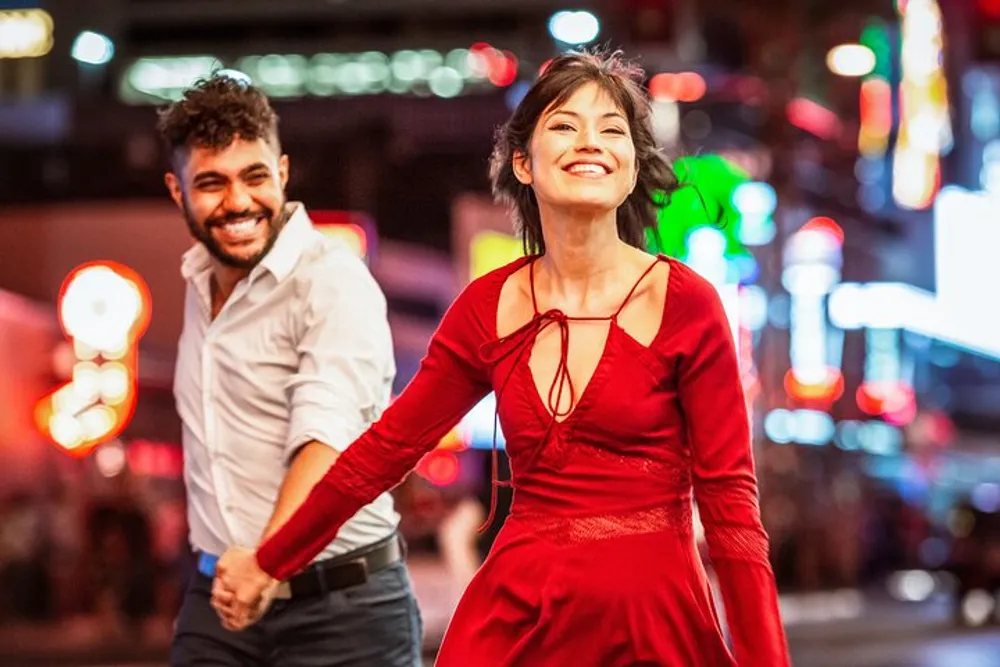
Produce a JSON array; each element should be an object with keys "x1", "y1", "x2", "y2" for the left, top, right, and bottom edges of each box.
[
  {"x1": 317, "y1": 223, "x2": 367, "y2": 258},
  {"x1": 73, "y1": 339, "x2": 99, "y2": 361},
  {"x1": 0, "y1": 9, "x2": 54, "y2": 59},
  {"x1": 72, "y1": 361, "x2": 102, "y2": 403},
  {"x1": 826, "y1": 44, "x2": 876, "y2": 77},
  {"x1": 893, "y1": 0, "x2": 949, "y2": 210},
  {"x1": 100, "y1": 362, "x2": 131, "y2": 405},
  {"x1": 51, "y1": 384, "x2": 89, "y2": 416},
  {"x1": 79, "y1": 405, "x2": 117, "y2": 441},
  {"x1": 49, "y1": 413, "x2": 84, "y2": 450},
  {"x1": 469, "y1": 230, "x2": 523, "y2": 281}
]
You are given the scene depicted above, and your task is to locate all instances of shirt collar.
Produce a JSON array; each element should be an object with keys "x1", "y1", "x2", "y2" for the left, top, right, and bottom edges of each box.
[{"x1": 180, "y1": 202, "x2": 313, "y2": 284}]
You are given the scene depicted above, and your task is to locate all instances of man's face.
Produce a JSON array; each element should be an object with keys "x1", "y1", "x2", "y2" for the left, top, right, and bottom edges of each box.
[{"x1": 165, "y1": 136, "x2": 289, "y2": 270}]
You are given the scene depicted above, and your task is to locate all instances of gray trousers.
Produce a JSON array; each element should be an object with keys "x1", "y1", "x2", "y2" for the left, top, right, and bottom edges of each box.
[{"x1": 171, "y1": 561, "x2": 423, "y2": 666}]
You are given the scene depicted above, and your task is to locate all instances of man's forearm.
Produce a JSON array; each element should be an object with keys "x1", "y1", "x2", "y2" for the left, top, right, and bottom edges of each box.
[{"x1": 261, "y1": 440, "x2": 340, "y2": 543}]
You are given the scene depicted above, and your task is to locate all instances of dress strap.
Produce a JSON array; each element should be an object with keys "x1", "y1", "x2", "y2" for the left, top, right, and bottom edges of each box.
[
  {"x1": 612, "y1": 256, "x2": 663, "y2": 319},
  {"x1": 528, "y1": 256, "x2": 541, "y2": 316}
]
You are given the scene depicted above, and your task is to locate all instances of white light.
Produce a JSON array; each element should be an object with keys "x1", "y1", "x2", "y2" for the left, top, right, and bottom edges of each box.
[
  {"x1": 651, "y1": 99, "x2": 681, "y2": 146},
  {"x1": 687, "y1": 226, "x2": 727, "y2": 260},
  {"x1": 782, "y1": 264, "x2": 840, "y2": 296},
  {"x1": 459, "y1": 394, "x2": 506, "y2": 450},
  {"x1": 686, "y1": 227, "x2": 728, "y2": 286},
  {"x1": 826, "y1": 44, "x2": 876, "y2": 77},
  {"x1": 73, "y1": 339, "x2": 99, "y2": 361},
  {"x1": 548, "y1": 10, "x2": 601, "y2": 45},
  {"x1": 51, "y1": 384, "x2": 91, "y2": 416},
  {"x1": 828, "y1": 283, "x2": 866, "y2": 330},
  {"x1": 962, "y1": 589, "x2": 995, "y2": 627},
  {"x1": 732, "y1": 182, "x2": 777, "y2": 217},
  {"x1": 71, "y1": 30, "x2": 114, "y2": 66},
  {"x1": 739, "y1": 285, "x2": 768, "y2": 332},
  {"x1": 888, "y1": 570, "x2": 936, "y2": 602},
  {"x1": 95, "y1": 441, "x2": 126, "y2": 478},
  {"x1": 79, "y1": 405, "x2": 117, "y2": 441},
  {"x1": 71, "y1": 362, "x2": 102, "y2": 404},
  {"x1": 216, "y1": 68, "x2": 252, "y2": 86},
  {"x1": 100, "y1": 363, "x2": 131, "y2": 405},
  {"x1": 49, "y1": 414, "x2": 84, "y2": 450},
  {"x1": 784, "y1": 229, "x2": 843, "y2": 268},
  {"x1": 789, "y1": 295, "x2": 829, "y2": 383},
  {"x1": 60, "y1": 266, "x2": 143, "y2": 353}
]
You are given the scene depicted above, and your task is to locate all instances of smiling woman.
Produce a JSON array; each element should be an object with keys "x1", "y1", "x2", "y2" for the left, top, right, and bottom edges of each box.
[
  {"x1": 490, "y1": 49, "x2": 680, "y2": 255},
  {"x1": 220, "y1": 49, "x2": 790, "y2": 667}
]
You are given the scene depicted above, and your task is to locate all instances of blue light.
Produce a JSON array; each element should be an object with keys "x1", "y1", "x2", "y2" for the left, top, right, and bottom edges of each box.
[{"x1": 504, "y1": 80, "x2": 531, "y2": 111}]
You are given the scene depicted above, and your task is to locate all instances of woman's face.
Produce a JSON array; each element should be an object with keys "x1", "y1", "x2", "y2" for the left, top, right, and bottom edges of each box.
[{"x1": 514, "y1": 82, "x2": 638, "y2": 217}]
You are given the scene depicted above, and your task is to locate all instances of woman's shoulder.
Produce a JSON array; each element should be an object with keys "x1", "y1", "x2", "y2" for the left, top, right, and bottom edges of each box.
[
  {"x1": 653, "y1": 256, "x2": 732, "y2": 350},
  {"x1": 441, "y1": 255, "x2": 534, "y2": 329},
  {"x1": 455, "y1": 255, "x2": 534, "y2": 306}
]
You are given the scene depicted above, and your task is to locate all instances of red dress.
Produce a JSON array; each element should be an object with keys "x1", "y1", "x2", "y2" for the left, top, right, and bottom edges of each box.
[{"x1": 257, "y1": 255, "x2": 790, "y2": 666}]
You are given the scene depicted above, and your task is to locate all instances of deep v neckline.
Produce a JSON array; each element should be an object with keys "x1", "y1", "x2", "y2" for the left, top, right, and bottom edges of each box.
[
  {"x1": 521, "y1": 320, "x2": 618, "y2": 425},
  {"x1": 507, "y1": 255, "x2": 670, "y2": 426}
]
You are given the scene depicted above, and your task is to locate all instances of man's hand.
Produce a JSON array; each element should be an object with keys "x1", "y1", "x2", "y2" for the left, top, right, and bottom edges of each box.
[{"x1": 212, "y1": 546, "x2": 279, "y2": 631}]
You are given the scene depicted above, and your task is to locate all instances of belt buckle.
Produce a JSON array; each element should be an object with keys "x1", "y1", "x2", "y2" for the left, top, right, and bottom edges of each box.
[
  {"x1": 338, "y1": 556, "x2": 369, "y2": 586},
  {"x1": 274, "y1": 581, "x2": 292, "y2": 600}
]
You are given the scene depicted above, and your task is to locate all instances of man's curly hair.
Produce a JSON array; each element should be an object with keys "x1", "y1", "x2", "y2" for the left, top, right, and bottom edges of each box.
[{"x1": 157, "y1": 74, "x2": 281, "y2": 160}]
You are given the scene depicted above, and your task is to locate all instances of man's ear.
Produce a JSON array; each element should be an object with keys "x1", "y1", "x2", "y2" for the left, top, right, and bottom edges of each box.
[{"x1": 165, "y1": 172, "x2": 184, "y2": 209}]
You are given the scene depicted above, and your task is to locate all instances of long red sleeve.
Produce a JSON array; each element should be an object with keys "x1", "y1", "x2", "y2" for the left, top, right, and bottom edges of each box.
[
  {"x1": 672, "y1": 270, "x2": 790, "y2": 667},
  {"x1": 256, "y1": 278, "x2": 495, "y2": 580}
]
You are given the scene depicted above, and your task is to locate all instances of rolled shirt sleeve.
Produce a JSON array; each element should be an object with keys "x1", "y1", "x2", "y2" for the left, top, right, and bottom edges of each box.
[{"x1": 283, "y1": 252, "x2": 395, "y2": 463}]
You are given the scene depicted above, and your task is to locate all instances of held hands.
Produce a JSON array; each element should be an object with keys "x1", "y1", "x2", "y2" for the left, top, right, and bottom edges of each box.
[{"x1": 211, "y1": 546, "x2": 279, "y2": 631}]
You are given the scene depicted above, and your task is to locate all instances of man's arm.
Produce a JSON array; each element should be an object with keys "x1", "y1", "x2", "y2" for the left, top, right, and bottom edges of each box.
[
  {"x1": 261, "y1": 251, "x2": 395, "y2": 546},
  {"x1": 262, "y1": 441, "x2": 339, "y2": 541}
]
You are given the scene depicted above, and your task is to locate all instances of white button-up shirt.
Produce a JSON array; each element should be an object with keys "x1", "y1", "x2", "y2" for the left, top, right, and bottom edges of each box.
[{"x1": 174, "y1": 203, "x2": 399, "y2": 560}]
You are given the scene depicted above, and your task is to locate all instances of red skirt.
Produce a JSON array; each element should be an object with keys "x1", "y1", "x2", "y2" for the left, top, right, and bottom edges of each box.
[{"x1": 434, "y1": 512, "x2": 737, "y2": 666}]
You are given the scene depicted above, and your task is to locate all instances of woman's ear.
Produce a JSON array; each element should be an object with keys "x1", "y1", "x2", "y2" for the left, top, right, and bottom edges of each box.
[{"x1": 513, "y1": 149, "x2": 533, "y2": 185}]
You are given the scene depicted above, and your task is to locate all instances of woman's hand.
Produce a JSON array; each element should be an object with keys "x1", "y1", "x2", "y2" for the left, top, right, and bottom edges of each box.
[{"x1": 212, "y1": 546, "x2": 279, "y2": 631}]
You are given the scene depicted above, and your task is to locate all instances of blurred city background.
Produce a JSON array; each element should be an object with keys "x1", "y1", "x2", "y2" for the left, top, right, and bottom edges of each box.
[{"x1": 1, "y1": 0, "x2": 1000, "y2": 665}]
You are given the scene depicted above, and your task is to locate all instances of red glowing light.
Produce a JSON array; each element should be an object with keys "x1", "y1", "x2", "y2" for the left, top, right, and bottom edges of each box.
[
  {"x1": 979, "y1": 0, "x2": 1000, "y2": 20},
  {"x1": 786, "y1": 98, "x2": 843, "y2": 140},
  {"x1": 860, "y1": 78, "x2": 893, "y2": 135},
  {"x1": 649, "y1": 72, "x2": 707, "y2": 103},
  {"x1": 784, "y1": 367, "x2": 845, "y2": 403},
  {"x1": 421, "y1": 450, "x2": 461, "y2": 487},
  {"x1": 801, "y1": 216, "x2": 845, "y2": 246},
  {"x1": 857, "y1": 381, "x2": 916, "y2": 426},
  {"x1": 35, "y1": 261, "x2": 151, "y2": 458}
]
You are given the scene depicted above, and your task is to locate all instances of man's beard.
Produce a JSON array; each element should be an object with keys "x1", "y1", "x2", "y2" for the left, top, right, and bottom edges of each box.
[{"x1": 184, "y1": 202, "x2": 286, "y2": 270}]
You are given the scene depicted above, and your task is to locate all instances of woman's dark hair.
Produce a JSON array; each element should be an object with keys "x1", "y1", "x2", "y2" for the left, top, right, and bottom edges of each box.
[
  {"x1": 489, "y1": 49, "x2": 680, "y2": 255},
  {"x1": 156, "y1": 74, "x2": 281, "y2": 163}
]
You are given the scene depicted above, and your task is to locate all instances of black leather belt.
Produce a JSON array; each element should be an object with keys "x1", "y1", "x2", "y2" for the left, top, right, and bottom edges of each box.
[{"x1": 276, "y1": 533, "x2": 404, "y2": 600}]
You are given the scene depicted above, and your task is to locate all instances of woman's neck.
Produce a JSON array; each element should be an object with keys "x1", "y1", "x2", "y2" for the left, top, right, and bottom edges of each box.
[{"x1": 536, "y1": 206, "x2": 628, "y2": 303}]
